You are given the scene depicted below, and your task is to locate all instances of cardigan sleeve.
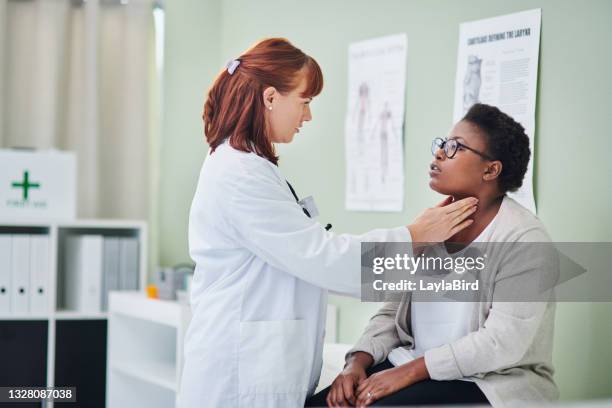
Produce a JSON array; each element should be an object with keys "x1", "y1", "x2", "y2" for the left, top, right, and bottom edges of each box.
[{"x1": 425, "y1": 227, "x2": 558, "y2": 380}]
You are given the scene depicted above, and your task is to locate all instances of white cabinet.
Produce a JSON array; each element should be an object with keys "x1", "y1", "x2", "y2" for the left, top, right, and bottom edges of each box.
[{"x1": 107, "y1": 291, "x2": 191, "y2": 408}]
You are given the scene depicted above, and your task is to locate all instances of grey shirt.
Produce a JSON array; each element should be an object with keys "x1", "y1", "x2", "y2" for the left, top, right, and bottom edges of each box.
[{"x1": 347, "y1": 197, "x2": 559, "y2": 407}]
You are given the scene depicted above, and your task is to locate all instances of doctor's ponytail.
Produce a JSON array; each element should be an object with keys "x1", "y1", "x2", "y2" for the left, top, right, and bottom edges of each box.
[{"x1": 203, "y1": 38, "x2": 323, "y2": 165}]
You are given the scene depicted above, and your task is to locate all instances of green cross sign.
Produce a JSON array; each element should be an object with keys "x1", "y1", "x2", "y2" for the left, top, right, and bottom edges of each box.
[{"x1": 11, "y1": 171, "x2": 40, "y2": 201}]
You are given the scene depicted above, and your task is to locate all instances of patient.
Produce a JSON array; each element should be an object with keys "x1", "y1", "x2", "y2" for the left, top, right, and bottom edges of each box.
[{"x1": 306, "y1": 103, "x2": 558, "y2": 407}]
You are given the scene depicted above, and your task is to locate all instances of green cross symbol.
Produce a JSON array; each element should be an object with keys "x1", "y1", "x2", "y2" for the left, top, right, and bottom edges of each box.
[{"x1": 11, "y1": 171, "x2": 40, "y2": 201}]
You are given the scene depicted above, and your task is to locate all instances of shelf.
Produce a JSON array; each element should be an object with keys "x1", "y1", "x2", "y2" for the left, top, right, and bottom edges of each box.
[
  {"x1": 0, "y1": 219, "x2": 147, "y2": 408},
  {"x1": 0, "y1": 314, "x2": 51, "y2": 320},
  {"x1": 54, "y1": 310, "x2": 108, "y2": 320},
  {"x1": 0, "y1": 225, "x2": 50, "y2": 234},
  {"x1": 58, "y1": 219, "x2": 147, "y2": 229},
  {"x1": 107, "y1": 368, "x2": 176, "y2": 408},
  {"x1": 110, "y1": 360, "x2": 177, "y2": 391},
  {"x1": 0, "y1": 219, "x2": 145, "y2": 229},
  {"x1": 0, "y1": 219, "x2": 53, "y2": 228},
  {"x1": 109, "y1": 291, "x2": 190, "y2": 328}
]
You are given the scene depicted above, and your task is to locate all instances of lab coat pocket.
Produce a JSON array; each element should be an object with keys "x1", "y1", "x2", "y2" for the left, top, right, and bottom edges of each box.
[{"x1": 238, "y1": 319, "x2": 312, "y2": 395}]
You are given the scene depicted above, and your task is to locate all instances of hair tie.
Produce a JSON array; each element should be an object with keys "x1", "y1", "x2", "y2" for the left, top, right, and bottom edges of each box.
[{"x1": 226, "y1": 59, "x2": 241, "y2": 75}]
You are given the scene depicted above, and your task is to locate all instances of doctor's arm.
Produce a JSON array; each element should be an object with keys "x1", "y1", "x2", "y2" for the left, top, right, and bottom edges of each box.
[
  {"x1": 227, "y1": 160, "x2": 477, "y2": 296},
  {"x1": 227, "y1": 161, "x2": 391, "y2": 295}
]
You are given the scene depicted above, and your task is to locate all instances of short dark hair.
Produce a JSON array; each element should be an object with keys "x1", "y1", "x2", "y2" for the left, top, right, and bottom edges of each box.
[{"x1": 462, "y1": 103, "x2": 530, "y2": 193}]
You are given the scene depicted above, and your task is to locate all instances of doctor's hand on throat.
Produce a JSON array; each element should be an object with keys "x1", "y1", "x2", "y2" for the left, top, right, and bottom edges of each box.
[{"x1": 407, "y1": 196, "x2": 478, "y2": 244}]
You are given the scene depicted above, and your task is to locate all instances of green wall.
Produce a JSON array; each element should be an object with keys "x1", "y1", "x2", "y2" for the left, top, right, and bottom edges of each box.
[
  {"x1": 159, "y1": 0, "x2": 220, "y2": 267},
  {"x1": 161, "y1": 0, "x2": 612, "y2": 401}
]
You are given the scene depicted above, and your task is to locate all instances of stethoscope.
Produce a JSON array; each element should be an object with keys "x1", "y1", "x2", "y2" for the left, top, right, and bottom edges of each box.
[{"x1": 286, "y1": 181, "x2": 332, "y2": 231}]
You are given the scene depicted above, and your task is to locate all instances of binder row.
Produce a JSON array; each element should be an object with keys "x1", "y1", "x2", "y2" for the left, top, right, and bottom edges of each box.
[
  {"x1": 0, "y1": 234, "x2": 50, "y2": 315},
  {"x1": 64, "y1": 235, "x2": 140, "y2": 313},
  {"x1": 0, "y1": 234, "x2": 140, "y2": 315}
]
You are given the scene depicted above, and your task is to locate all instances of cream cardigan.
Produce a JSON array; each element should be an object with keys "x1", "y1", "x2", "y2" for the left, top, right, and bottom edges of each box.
[{"x1": 347, "y1": 197, "x2": 559, "y2": 407}]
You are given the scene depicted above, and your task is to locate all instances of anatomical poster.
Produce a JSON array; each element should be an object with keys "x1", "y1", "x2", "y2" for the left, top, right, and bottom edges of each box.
[
  {"x1": 345, "y1": 33, "x2": 407, "y2": 212},
  {"x1": 454, "y1": 9, "x2": 541, "y2": 213}
]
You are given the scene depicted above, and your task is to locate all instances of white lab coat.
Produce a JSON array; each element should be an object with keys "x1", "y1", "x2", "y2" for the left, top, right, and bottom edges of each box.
[{"x1": 177, "y1": 140, "x2": 412, "y2": 408}]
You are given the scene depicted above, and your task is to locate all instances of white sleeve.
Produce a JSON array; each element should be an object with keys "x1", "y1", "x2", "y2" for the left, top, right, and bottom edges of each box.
[{"x1": 226, "y1": 160, "x2": 412, "y2": 297}]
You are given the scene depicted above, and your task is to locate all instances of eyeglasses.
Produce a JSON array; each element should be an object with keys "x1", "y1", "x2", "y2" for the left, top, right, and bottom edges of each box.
[{"x1": 431, "y1": 137, "x2": 495, "y2": 160}]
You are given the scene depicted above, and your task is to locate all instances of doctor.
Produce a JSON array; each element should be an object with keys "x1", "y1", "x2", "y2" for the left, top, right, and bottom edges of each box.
[{"x1": 178, "y1": 38, "x2": 478, "y2": 408}]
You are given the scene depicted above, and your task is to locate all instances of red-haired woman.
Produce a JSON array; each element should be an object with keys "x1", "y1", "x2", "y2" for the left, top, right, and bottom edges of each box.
[{"x1": 177, "y1": 38, "x2": 478, "y2": 408}]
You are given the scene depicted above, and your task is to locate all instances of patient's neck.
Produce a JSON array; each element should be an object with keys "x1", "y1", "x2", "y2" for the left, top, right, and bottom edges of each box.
[{"x1": 447, "y1": 191, "x2": 504, "y2": 248}]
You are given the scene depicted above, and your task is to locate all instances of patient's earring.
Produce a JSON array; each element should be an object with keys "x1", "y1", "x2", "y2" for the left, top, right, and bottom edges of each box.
[{"x1": 268, "y1": 106, "x2": 272, "y2": 111}]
